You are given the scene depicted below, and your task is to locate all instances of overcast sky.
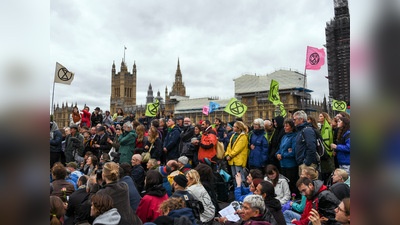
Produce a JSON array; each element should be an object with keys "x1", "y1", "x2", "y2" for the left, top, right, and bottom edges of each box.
[{"x1": 50, "y1": 0, "x2": 345, "y2": 113}]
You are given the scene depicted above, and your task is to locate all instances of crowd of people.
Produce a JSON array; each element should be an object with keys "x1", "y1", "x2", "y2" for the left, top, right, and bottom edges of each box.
[{"x1": 50, "y1": 107, "x2": 350, "y2": 225}]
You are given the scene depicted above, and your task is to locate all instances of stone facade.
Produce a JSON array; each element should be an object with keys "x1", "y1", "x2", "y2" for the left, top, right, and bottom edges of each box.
[{"x1": 110, "y1": 60, "x2": 137, "y2": 114}]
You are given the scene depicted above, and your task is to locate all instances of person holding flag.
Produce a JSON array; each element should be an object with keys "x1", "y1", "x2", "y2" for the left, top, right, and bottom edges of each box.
[{"x1": 318, "y1": 112, "x2": 335, "y2": 184}]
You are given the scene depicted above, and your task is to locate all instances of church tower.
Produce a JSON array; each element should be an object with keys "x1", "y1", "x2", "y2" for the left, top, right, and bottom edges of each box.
[
  {"x1": 169, "y1": 58, "x2": 186, "y2": 97},
  {"x1": 110, "y1": 59, "x2": 137, "y2": 113},
  {"x1": 146, "y1": 83, "x2": 154, "y2": 104}
]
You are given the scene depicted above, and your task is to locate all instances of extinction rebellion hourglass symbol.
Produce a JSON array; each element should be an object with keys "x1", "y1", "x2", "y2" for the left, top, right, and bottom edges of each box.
[{"x1": 309, "y1": 53, "x2": 320, "y2": 65}]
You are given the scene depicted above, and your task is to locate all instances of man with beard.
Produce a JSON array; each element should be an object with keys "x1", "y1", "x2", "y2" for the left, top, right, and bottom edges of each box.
[
  {"x1": 289, "y1": 177, "x2": 340, "y2": 225},
  {"x1": 90, "y1": 107, "x2": 103, "y2": 127}
]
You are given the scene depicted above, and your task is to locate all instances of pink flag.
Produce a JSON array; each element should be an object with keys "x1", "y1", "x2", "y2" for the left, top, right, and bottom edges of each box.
[
  {"x1": 203, "y1": 105, "x2": 209, "y2": 115},
  {"x1": 305, "y1": 46, "x2": 325, "y2": 70},
  {"x1": 125, "y1": 46, "x2": 127, "y2": 50}
]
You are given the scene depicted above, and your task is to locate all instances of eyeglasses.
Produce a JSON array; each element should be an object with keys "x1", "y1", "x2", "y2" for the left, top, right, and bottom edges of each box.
[
  {"x1": 337, "y1": 206, "x2": 345, "y2": 213},
  {"x1": 254, "y1": 124, "x2": 259, "y2": 126}
]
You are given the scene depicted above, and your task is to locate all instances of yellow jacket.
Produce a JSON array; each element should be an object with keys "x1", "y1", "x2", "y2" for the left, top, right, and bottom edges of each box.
[
  {"x1": 225, "y1": 132, "x2": 249, "y2": 167},
  {"x1": 167, "y1": 170, "x2": 184, "y2": 186}
]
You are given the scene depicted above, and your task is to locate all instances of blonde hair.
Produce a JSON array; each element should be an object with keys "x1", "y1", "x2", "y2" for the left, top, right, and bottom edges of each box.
[
  {"x1": 303, "y1": 166, "x2": 319, "y2": 180},
  {"x1": 186, "y1": 169, "x2": 201, "y2": 187},
  {"x1": 148, "y1": 159, "x2": 160, "y2": 170},
  {"x1": 234, "y1": 121, "x2": 248, "y2": 133},
  {"x1": 136, "y1": 125, "x2": 145, "y2": 142},
  {"x1": 335, "y1": 168, "x2": 349, "y2": 181},
  {"x1": 103, "y1": 162, "x2": 119, "y2": 182},
  {"x1": 148, "y1": 127, "x2": 159, "y2": 144}
]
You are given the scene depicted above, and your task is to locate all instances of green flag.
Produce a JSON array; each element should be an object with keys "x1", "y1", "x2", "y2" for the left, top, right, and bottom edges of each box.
[
  {"x1": 268, "y1": 79, "x2": 281, "y2": 105},
  {"x1": 333, "y1": 99, "x2": 347, "y2": 112},
  {"x1": 279, "y1": 104, "x2": 287, "y2": 117},
  {"x1": 145, "y1": 99, "x2": 159, "y2": 117},
  {"x1": 321, "y1": 119, "x2": 333, "y2": 157},
  {"x1": 224, "y1": 98, "x2": 247, "y2": 117}
]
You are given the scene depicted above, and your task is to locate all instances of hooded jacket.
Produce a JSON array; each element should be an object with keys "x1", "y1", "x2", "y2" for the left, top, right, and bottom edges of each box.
[
  {"x1": 269, "y1": 116, "x2": 285, "y2": 162},
  {"x1": 225, "y1": 132, "x2": 249, "y2": 167},
  {"x1": 275, "y1": 132, "x2": 297, "y2": 168},
  {"x1": 180, "y1": 124, "x2": 195, "y2": 156},
  {"x1": 293, "y1": 180, "x2": 341, "y2": 225},
  {"x1": 163, "y1": 125, "x2": 182, "y2": 159},
  {"x1": 264, "y1": 174, "x2": 291, "y2": 205},
  {"x1": 50, "y1": 122, "x2": 63, "y2": 153},
  {"x1": 103, "y1": 110, "x2": 113, "y2": 127},
  {"x1": 136, "y1": 184, "x2": 169, "y2": 223},
  {"x1": 92, "y1": 208, "x2": 123, "y2": 225},
  {"x1": 336, "y1": 131, "x2": 350, "y2": 165},
  {"x1": 295, "y1": 122, "x2": 318, "y2": 166},
  {"x1": 264, "y1": 197, "x2": 285, "y2": 225},
  {"x1": 98, "y1": 182, "x2": 142, "y2": 225},
  {"x1": 118, "y1": 176, "x2": 142, "y2": 212},
  {"x1": 80, "y1": 109, "x2": 91, "y2": 127},
  {"x1": 198, "y1": 126, "x2": 218, "y2": 161},
  {"x1": 249, "y1": 129, "x2": 269, "y2": 167},
  {"x1": 234, "y1": 185, "x2": 252, "y2": 202},
  {"x1": 65, "y1": 132, "x2": 85, "y2": 163},
  {"x1": 91, "y1": 111, "x2": 103, "y2": 127},
  {"x1": 186, "y1": 183, "x2": 215, "y2": 223},
  {"x1": 118, "y1": 129, "x2": 137, "y2": 164}
]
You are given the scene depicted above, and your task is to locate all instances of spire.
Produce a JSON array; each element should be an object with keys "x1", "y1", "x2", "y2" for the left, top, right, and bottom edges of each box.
[
  {"x1": 149, "y1": 82, "x2": 152, "y2": 90},
  {"x1": 133, "y1": 60, "x2": 136, "y2": 69},
  {"x1": 177, "y1": 57, "x2": 180, "y2": 70}
]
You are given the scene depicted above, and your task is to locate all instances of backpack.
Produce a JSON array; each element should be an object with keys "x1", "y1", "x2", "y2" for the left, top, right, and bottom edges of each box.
[
  {"x1": 301, "y1": 127, "x2": 326, "y2": 163},
  {"x1": 182, "y1": 194, "x2": 204, "y2": 221}
]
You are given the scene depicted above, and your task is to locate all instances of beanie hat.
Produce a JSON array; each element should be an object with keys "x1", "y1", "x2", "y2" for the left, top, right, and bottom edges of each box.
[
  {"x1": 159, "y1": 166, "x2": 172, "y2": 177},
  {"x1": 228, "y1": 121, "x2": 235, "y2": 129},
  {"x1": 199, "y1": 158, "x2": 212, "y2": 166},
  {"x1": 252, "y1": 178, "x2": 263, "y2": 188},
  {"x1": 173, "y1": 174, "x2": 188, "y2": 188},
  {"x1": 178, "y1": 156, "x2": 189, "y2": 165}
]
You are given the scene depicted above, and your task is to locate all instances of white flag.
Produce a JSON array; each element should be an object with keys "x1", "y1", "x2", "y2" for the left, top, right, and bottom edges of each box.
[{"x1": 54, "y1": 62, "x2": 74, "y2": 85}]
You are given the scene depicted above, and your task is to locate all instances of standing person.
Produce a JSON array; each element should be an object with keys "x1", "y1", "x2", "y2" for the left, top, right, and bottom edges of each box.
[
  {"x1": 186, "y1": 170, "x2": 215, "y2": 224},
  {"x1": 70, "y1": 106, "x2": 81, "y2": 126},
  {"x1": 139, "y1": 114, "x2": 148, "y2": 130},
  {"x1": 188, "y1": 124, "x2": 202, "y2": 168},
  {"x1": 163, "y1": 118, "x2": 181, "y2": 161},
  {"x1": 198, "y1": 120, "x2": 218, "y2": 162},
  {"x1": 330, "y1": 117, "x2": 350, "y2": 176},
  {"x1": 318, "y1": 112, "x2": 335, "y2": 185},
  {"x1": 136, "y1": 170, "x2": 169, "y2": 223},
  {"x1": 135, "y1": 125, "x2": 148, "y2": 155},
  {"x1": 270, "y1": 116, "x2": 285, "y2": 172},
  {"x1": 151, "y1": 119, "x2": 163, "y2": 141},
  {"x1": 293, "y1": 110, "x2": 318, "y2": 176},
  {"x1": 275, "y1": 119, "x2": 298, "y2": 196},
  {"x1": 90, "y1": 107, "x2": 103, "y2": 127},
  {"x1": 123, "y1": 112, "x2": 136, "y2": 124},
  {"x1": 248, "y1": 118, "x2": 269, "y2": 172},
  {"x1": 222, "y1": 121, "x2": 235, "y2": 150},
  {"x1": 97, "y1": 162, "x2": 142, "y2": 225},
  {"x1": 166, "y1": 111, "x2": 174, "y2": 120},
  {"x1": 92, "y1": 126, "x2": 110, "y2": 159},
  {"x1": 65, "y1": 124, "x2": 84, "y2": 163},
  {"x1": 82, "y1": 131, "x2": 93, "y2": 156},
  {"x1": 225, "y1": 121, "x2": 249, "y2": 185},
  {"x1": 119, "y1": 122, "x2": 138, "y2": 164},
  {"x1": 307, "y1": 116, "x2": 319, "y2": 130},
  {"x1": 180, "y1": 117, "x2": 195, "y2": 158},
  {"x1": 144, "y1": 127, "x2": 162, "y2": 161},
  {"x1": 159, "y1": 118, "x2": 168, "y2": 164},
  {"x1": 80, "y1": 106, "x2": 91, "y2": 127},
  {"x1": 108, "y1": 127, "x2": 121, "y2": 153},
  {"x1": 175, "y1": 116, "x2": 184, "y2": 130},
  {"x1": 50, "y1": 122, "x2": 63, "y2": 168},
  {"x1": 103, "y1": 110, "x2": 113, "y2": 128},
  {"x1": 214, "y1": 117, "x2": 226, "y2": 141},
  {"x1": 265, "y1": 165, "x2": 291, "y2": 205}
]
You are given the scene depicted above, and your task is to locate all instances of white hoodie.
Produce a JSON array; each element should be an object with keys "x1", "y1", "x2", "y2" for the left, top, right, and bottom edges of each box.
[
  {"x1": 93, "y1": 208, "x2": 121, "y2": 225},
  {"x1": 264, "y1": 174, "x2": 291, "y2": 205}
]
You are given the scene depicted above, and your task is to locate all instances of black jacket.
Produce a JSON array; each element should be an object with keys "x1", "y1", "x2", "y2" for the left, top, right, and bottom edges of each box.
[
  {"x1": 93, "y1": 133, "x2": 111, "y2": 154},
  {"x1": 264, "y1": 197, "x2": 285, "y2": 225},
  {"x1": 131, "y1": 164, "x2": 146, "y2": 192},
  {"x1": 312, "y1": 180, "x2": 341, "y2": 225},
  {"x1": 144, "y1": 137, "x2": 162, "y2": 160},
  {"x1": 269, "y1": 116, "x2": 285, "y2": 161},
  {"x1": 91, "y1": 112, "x2": 103, "y2": 127},
  {"x1": 65, "y1": 188, "x2": 89, "y2": 225}
]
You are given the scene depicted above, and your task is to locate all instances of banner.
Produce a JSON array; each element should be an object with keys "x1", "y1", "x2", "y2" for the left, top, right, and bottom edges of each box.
[
  {"x1": 145, "y1": 99, "x2": 159, "y2": 117},
  {"x1": 224, "y1": 98, "x2": 247, "y2": 118},
  {"x1": 209, "y1": 101, "x2": 220, "y2": 113},
  {"x1": 305, "y1": 46, "x2": 325, "y2": 70},
  {"x1": 279, "y1": 104, "x2": 287, "y2": 117},
  {"x1": 203, "y1": 105, "x2": 209, "y2": 115},
  {"x1": 268, "y1": 79, "x2": 280, "y2": 105},
  {"x1": 333, "y1": 99, "x2": 347, "y2": 112},
  {"x1": 54, "y1": 62, "x2": 75, "y2": 85},
  {"x1": 321, "y1": 119, "x2": 333, "y2": 157}
]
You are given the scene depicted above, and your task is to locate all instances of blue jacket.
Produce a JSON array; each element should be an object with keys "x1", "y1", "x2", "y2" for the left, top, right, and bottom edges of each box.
[
  {"x1": 248, "y1": 130, "x2": 269, "y2": 167},
  {"x1": 163, "y1": 125, "x2": 181, "y2": 159},
  {"x1": 50, "y1": 130, "x2": 63, "y2": 153},
  {"x1": 276, "y1": 132, "x2": 298, "y2": 168},
  {"x1": 162, "y1": 177, "x2": 172, "y2": 197},
  {"x1": 222, "y1": 130, "x2": 235, "y2": 150},
  {"x1": 295, "y1": 122, "x2": 318, "y2": 166},
  {"x1": 168, "y1": 208, "x2": 198, "y2": 225},
  {"x1": 234, "y1": 186, "x2": 252, "y2": 202},
  {"x1": 216, "y1": 126, "x2": 226, "y2": 141},
  {"x1": 131, "y1": 164, "x2": 145, "y2": 192},
  {"x1": 119, "y1": 176, "x2": 142, "y2": 212},
  {"x1": 336, "y1": 131, "x2": 350, "y2": 165}
]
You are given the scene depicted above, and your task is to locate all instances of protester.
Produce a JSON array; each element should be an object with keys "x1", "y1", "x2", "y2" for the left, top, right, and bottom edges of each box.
[
  {"x1": 330, "y1": 117, "x2": 350, "y2": 176},
  {"x1": 318, "y1": 112, "x2": 335, "y2": 185},
  {"x1": 80, "y1": 106, "x2": 91, "y2": 127},
  {"x1": 170, "y1": 174, "x2": 194, "y2": 200},
  {"x1": 50, "y1": 121, "x2": 63, "y2": 168},
  {"x1": 307, "y1": 116, "x2": 319, "y2": 130},
  {"x1": 153, "y1": 197, "x2": 197, "y2": 225},
  {"x1": 214, "y1": 117, "x2": 226, "y2": 141},
  {"x1": 275, "y1": 119, "x2": 298, "y2": 196},
  {"x1": 180, "y1": 117, "x2": 195, "y2": 158},
  {"x1": 163, "y1": 118, "x2": 181, "y2": 161},
  {"x1": 102, "y1": 110, "x2": 113, "y2": 128},
  {"x1": 66, "y1": 162, "x2": 84, "y2": 184},
  {"x1": 51, "y1": 163, "x2": 75, "y2": 201},
  {"x1": 92, "y1": 126, "x2": 110, "y2": 158},
  {"x1": 235, "y1": 173, "x2": 262, "y2": 202},
  {"x1": 186, "y1": 169, "x2": 215, "y2": 224},
  {"x1": 123, "y1": 112, "x2": 136, "y2": 124},
  {"x1": 139, "y1": 114, "x2": 149, "y2": 130},
  {"x1": 118, "y1": 164, "x2": 142, "y2": 212},
  {"x1": 293, "y1": 111, "x2": 318, "y2": 176},
  {"x1": 135, "y1": 124, "x2": 149, "y2": 155},
  {"x1": 167, "y1": 160, "x2": 184, "y2": 185},
  {"x1": 65, "y1": 124, "x2": 85, "y2": 163},
  {"x1": 188, "y1": 124, "x2": 202, "y2": 168},
  {"x1": 91, "y1": 107, "x2": 103, "y2": 127},
  {"x1": 248, "y1": 118, "x2": 269, "y2": 172},
  {"x1": 215, "y1": 195, "x2": 272, "y2": 225},
  {"x1": 194, "y1": 163, "x2": 220, "y2": 213},
  {"x1": 82, "y1": 131, "x2": 93, "y2": 155},
  {"x1": 332, "y1": 168, "x2": 350, "y2": 187},
  {"x1": 97, "y1": 162, "x2": 141, "y2": 224},
  {"x1": 225, "y1": 121, "x2": 249, "y2": 185},
  {"x1": 65, "y1": 175, "x2": 89, "y2": 225},
  {"x1": 136, "y1": 170, "x2": 169, "y2": 223},
  {"x1": 308, "y1": 198, "x2": 350, "y2": 225},
  {"x1": 264, "y1": 165, "x2": 290, "y2": 205},
  {"x1": 108, "y1": 127, "x2": 121, "y2": 152},
  {"x1": 131, "y1": 154, "x2": 146, "y2": 193},
  {"x1": 81, "y1": 155, "x2": 98, "y2": 176},
  {"x1": 119, "y1": 122, "x2": 138, "y2": 164},
  {"x1": 198, "y1": 120, "x2": 218, "y2": 163},
  {"x1": 222, "y1": 121, "x2": 235, "y2": 150},
  {"x1": 254, "y1": 181, "x2": 286, "y2": 225},
  {"x1": 147, "y1": 158, "x2": 160, "y2": 171},
  {"x1": 158, "y1": 165, "x2": 172, "y2": 197},
  {"x1": 90, "y1": 192, "x2": 131, "y2": 225},
  {"x1": 113, "y1": 108, "x2": 125, "y2": 123},
  {"x1": 50, "y1": 196, "x2": 66, "y2": 225},
  {"x1": 144, "y1": 127, "x2": 162, "y2": 161},
  {"x1": 269, "y1": 116, "x2": 285, "y2": 171},
  {"x1": 178, "y1": 156, "x2": 192, "y2": 174}
]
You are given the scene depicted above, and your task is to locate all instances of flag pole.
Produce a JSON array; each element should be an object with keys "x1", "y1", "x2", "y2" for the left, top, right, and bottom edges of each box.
[
  {"x1": 302, "y1": 68, "x2": 307, "y2": 110},
  {"x1": 124, "y1": 45, "x2": 126, "y2": 63},
  {"x1": 51, "y1": 62, "x2": 57, "y2": 120}
]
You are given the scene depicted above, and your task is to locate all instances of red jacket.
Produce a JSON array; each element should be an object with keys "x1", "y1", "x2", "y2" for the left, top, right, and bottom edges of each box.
[
  {"x1": 136, "y1": 193, "x2": 169, "y2": 223},
  {"x1": 80, "y1": 110, "x2": 91, "y2": 127},
  {"x1": 293, "y1": 184, "x2": 327, "y2": 225},
  {"x1": 198, "y1": 127, "x2": 217, "y2": 161}
]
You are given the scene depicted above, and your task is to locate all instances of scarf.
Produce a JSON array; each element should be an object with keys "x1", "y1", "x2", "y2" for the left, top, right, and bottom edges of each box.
[{"x1": 72, "y1": 112, "x2": 81, "y2": 123}]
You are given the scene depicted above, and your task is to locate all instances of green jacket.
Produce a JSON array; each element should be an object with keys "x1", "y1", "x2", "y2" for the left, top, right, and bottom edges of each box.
[
  {"x1": 65, "y1": 132, "x2": 84, "y2": 163},
  {"x1": 118, "y1": 129, "x2": 138, "y2": 164}
]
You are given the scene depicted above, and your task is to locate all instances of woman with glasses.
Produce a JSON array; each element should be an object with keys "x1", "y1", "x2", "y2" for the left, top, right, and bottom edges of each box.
[{"x1": 248, "y1": 118, "x2": 269, "y2": 173}]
